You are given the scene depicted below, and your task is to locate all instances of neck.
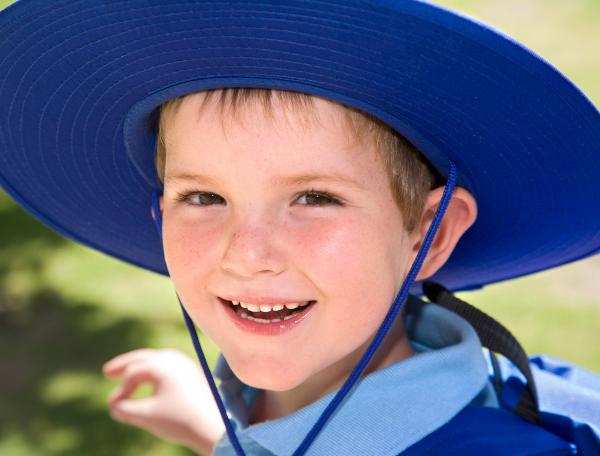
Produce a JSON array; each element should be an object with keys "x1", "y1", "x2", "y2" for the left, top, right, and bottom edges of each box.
[{"x1": 250, "y1": 312, "x2": 414, "y2": 423}]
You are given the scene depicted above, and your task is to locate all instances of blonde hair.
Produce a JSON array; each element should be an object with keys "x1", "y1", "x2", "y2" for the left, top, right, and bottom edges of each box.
[{"x1": 156, "y1": 88, "x2": 440, "y2": 232}]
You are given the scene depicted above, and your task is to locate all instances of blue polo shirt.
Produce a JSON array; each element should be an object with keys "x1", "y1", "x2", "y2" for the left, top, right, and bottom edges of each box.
[{"x1": 212, "y1": 295, "x2": 498, "y2": 456}]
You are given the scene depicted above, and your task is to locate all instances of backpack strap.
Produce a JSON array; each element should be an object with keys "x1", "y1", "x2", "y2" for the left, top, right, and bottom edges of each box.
[{"x1": 422, "y1": 281, "x2": 540, "y2": 424}]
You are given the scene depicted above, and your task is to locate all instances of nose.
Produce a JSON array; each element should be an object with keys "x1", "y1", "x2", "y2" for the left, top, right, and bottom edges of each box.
[{"x1": 220, "y1": 218, "x2": 285, "y2": 278}]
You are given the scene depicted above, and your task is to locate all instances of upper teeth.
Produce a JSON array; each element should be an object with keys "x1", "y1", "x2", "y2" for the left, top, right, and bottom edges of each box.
[{"x1": 231, "y1": 300, "x2": 310, "y2": 312}]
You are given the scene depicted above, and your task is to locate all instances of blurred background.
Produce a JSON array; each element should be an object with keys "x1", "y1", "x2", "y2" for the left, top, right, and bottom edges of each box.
[{"x1": 0, "y1": 0, "x2": 599, "y2": 454}]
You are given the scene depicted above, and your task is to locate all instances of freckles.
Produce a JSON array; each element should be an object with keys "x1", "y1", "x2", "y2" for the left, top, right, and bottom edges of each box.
[
  {"x1": 293, "y1": 219, "x2": 366, "y2": 254},
  {"x1": 290, "y1": 219, "x2": 375, "y2": 287},
  {"x1": 292, "y1": 222, "x2": 334, "y2": 252},
  {"x1": 164, "y1": 220, "x2": 223, "y2": 272}
]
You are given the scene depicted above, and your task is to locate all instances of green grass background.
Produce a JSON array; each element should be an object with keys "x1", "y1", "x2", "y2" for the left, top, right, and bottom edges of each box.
[{"x1": 0, "y1": 0, "x2": 599, "y2": 455}]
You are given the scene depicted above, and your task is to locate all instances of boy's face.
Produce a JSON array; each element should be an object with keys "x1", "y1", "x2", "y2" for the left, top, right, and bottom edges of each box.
[{"x1": 160, "y1": 93, "x2": 420, "y2": 391}]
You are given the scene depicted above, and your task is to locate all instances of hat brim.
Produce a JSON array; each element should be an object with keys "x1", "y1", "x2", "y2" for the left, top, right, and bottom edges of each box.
[{"x1": 1, "y1": 0, "x2": 599, "y2": 292}]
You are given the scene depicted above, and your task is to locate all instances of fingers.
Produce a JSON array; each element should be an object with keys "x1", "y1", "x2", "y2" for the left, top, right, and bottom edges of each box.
[
  {"x1": 110, "y1": 396, "x2": 157, "y2": 429},
  {"x1": 103, "y1": 348, "x2": 159, "y2": 377},
  {"x1": 107, "y1": 362, "x2": 159, "y2": 404}
]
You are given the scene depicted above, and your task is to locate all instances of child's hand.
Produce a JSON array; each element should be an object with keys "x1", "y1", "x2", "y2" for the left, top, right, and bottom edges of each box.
[{"x1": 103, "y1": 348, "x2": 225, "y2": 455}]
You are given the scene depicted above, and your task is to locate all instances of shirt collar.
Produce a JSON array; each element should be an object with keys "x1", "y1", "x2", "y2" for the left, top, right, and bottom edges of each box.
[{"x1": 214, "y1": 295, "x2": 489, "y2": 456}]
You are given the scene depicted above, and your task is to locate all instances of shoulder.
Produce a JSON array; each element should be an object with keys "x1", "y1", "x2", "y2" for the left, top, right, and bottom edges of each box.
[{"x1": 400, "y1": 405, "x2": 577, "y2": 456}]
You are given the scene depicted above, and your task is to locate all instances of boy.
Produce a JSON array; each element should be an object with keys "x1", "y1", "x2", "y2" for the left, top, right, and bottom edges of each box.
[
  {"x1": 105, "y1": 88, "x2": 478, "y2": 455},
  {"x1": 1, "y1": 1, "x2": 598, "y2": 455}
]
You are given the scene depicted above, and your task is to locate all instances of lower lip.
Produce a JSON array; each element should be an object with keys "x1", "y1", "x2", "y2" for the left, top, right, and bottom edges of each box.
[{"x1": 219, "y1": 298, "x2": 316, "y2": 336}]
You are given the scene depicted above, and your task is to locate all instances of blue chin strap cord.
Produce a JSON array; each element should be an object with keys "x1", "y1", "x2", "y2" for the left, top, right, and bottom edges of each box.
[
  {"x1": 151, "y1": 160, "x2": 457, "y2": 456},
  {"x1": 151, "y1": 193, "x2": 246, "y2": 456}
]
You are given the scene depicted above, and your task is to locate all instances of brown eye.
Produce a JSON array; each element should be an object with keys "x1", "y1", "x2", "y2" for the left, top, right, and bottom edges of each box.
[
  {"x1": 178, "y1": 192, "x2": 225, "y2": 206},
  {"x1": 296, "y1": 191, "x2": 342, "y2": 206}
]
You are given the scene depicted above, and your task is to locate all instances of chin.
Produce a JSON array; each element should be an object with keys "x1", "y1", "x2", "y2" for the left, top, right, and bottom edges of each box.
[{"x1": 227, "y1": 354, "x2": 312, "y2": 391}]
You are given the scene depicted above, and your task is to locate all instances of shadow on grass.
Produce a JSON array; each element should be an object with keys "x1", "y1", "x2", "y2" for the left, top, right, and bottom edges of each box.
[
  {"x1": 0, "y1": 198, "x2": 68, "y2": 282},
  {"x1": 0, "y1": 195, "x2": 193, "y2": 455},
  {"x1": 0, "y1": 290, "x2": 196, "y2": 455}
]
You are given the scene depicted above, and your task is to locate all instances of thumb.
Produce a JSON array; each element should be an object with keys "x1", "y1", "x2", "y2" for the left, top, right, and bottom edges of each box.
[
  {"x1": 108, "y1": 362, "x2": 158, "y2": 404},
  {"x1": 110, "y1": 397, "x2": 157, "y2": 428}
]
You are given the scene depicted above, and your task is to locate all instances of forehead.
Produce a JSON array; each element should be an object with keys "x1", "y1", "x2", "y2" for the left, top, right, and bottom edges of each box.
[{"x1": 162, "y1": 92, "x2": 383, "y2": 175}]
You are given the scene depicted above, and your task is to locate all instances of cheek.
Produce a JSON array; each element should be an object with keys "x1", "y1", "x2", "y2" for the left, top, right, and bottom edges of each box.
[
  {"x1": 287, "y1": 216, "x2": 369, "y2": 266},
  {"x1": 162, "y1": 216, "x2": 224, "y2": 301},
  {"x1": 287, "y1": 217, "x2": 405, "y2": 371},
  {"x1": 289, "y1": 217, "x2": 399, "y2": 309}
]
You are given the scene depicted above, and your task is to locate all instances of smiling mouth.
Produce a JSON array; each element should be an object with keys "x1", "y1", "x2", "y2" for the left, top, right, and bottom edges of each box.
[{"x1": 221, "y1": 299, "x2": 317, "y2": 323}]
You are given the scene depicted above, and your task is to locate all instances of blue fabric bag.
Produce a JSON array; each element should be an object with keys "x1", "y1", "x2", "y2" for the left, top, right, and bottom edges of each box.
[
  {"x1": 402, "y1": 405, "x2": 578, "y2": 455},
  {"x1": 498, "y1": 354, "x2": 600, "y2": 455},
  {"x1": 423, "y1": 282, "x2": 600, "y2": 455}
]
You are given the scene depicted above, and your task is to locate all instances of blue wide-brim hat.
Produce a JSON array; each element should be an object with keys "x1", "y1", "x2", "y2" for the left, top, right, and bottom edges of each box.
[{"x1": 1, "y1": 0, "x2": 599, "y2": 292}]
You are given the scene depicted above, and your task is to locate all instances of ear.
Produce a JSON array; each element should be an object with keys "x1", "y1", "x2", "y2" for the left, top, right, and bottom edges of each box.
[{"x1": 413, "y1": 186, "x2": 477, "y2": 281}]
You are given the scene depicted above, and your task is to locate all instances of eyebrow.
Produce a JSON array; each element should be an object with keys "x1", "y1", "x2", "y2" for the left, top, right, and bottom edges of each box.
[
  {"x1": 275, "y1": 173, "x2": 365, "y2": 189},
  {"x1": 164, "y1": 173, "x2": 219, "y2": 186},
  {"x1": 164, "y1": 172, "x2": 365, "y2": 189}
]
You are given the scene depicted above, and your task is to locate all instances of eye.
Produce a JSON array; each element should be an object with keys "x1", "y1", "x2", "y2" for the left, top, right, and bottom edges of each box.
[
  {"x1": 176, "y1": 191, "x2": 225, "y2": 206},
  {"x1": 295, "y1": 190, "x2": 343, "y2": 206}
]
